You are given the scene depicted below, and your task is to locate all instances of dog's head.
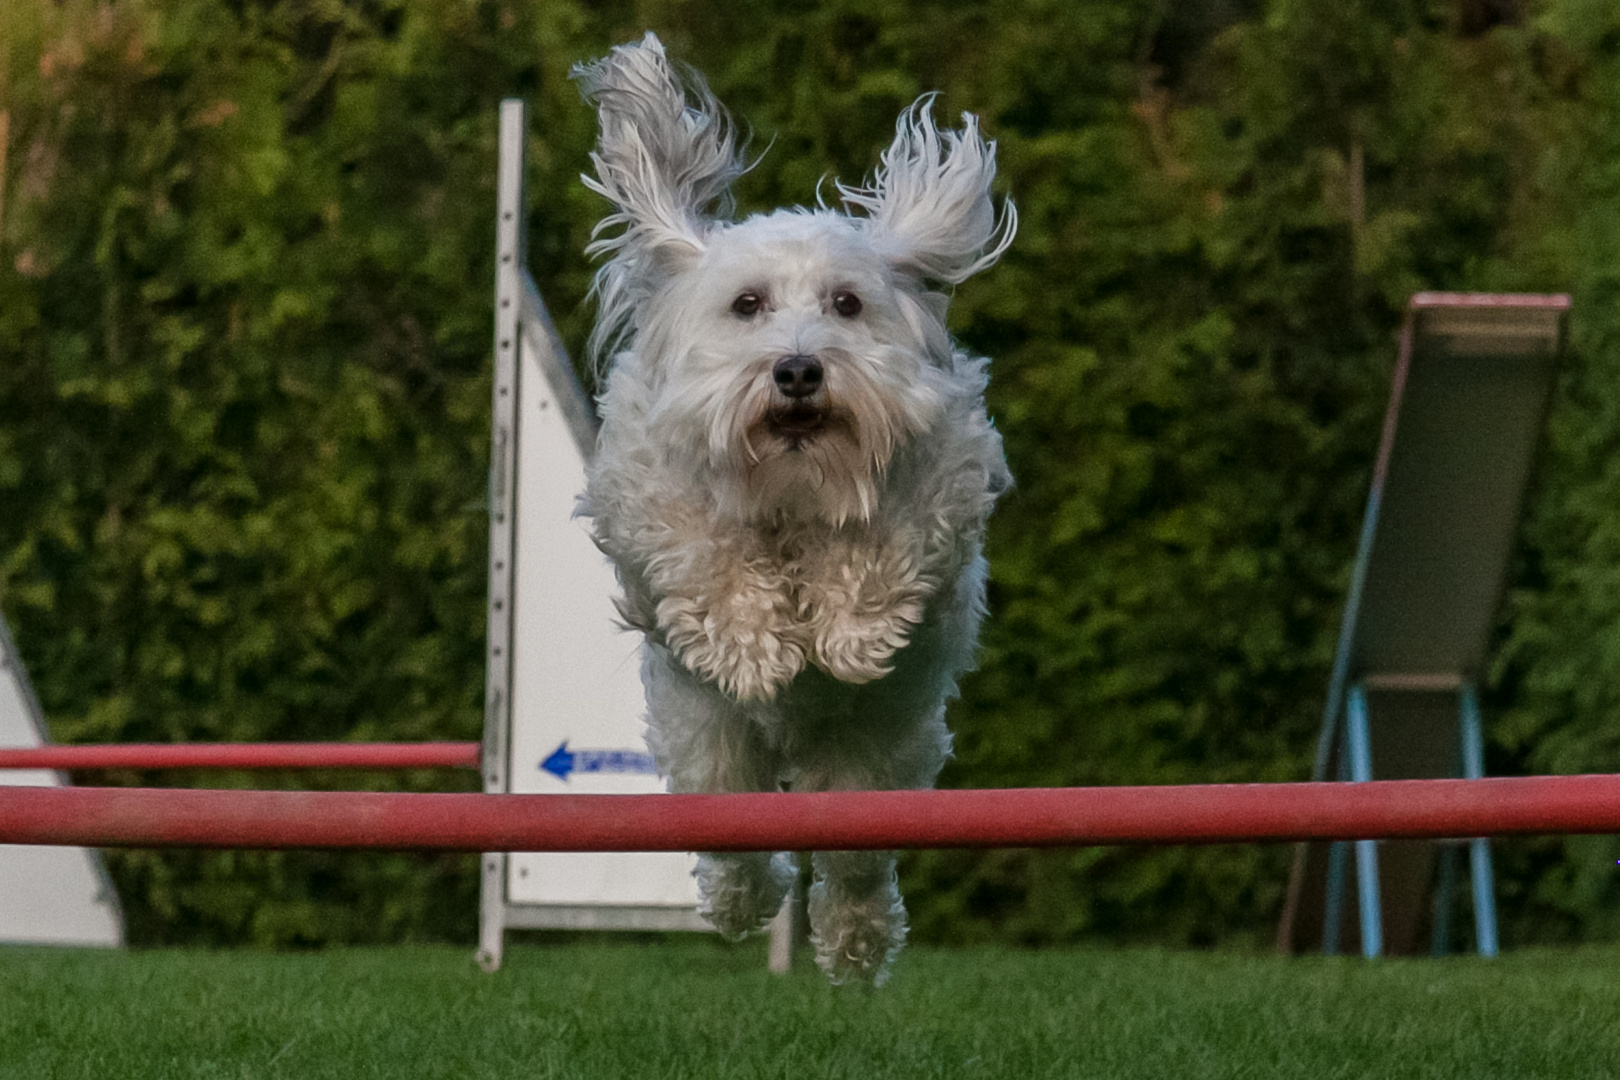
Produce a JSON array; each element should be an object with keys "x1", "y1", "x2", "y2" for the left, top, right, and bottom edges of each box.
[{"x1": 574, "y1": 34, "x2": 1014, "y2": 526}]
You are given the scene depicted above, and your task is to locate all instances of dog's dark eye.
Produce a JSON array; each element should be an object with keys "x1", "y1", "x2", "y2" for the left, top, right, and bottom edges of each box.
[
  {"x1": 732, "y1": 291, "x2": 763, "y2": 317},
  {"x1": 832, "y1": 291, "x2": 862, "y2": 317}
]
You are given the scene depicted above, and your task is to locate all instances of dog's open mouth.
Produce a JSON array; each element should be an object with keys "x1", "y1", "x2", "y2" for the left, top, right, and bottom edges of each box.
[{"x1": 766, "y1": 403, "x2": 829, "y2": 441}]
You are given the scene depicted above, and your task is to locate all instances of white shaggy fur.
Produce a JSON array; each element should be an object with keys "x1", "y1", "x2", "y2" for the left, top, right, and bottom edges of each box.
[{"x1": 572, "y1": 33, "x2": 1014, "y2": 985}]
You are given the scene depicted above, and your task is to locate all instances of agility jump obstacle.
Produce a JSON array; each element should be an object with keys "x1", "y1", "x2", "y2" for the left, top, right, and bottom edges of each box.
[{"x1": 0, "y1": 773, "x2": 1616, "y2": 852}]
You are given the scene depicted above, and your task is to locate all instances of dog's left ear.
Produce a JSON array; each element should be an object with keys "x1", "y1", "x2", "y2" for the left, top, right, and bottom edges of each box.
[{"x1": 840, "y1": 97, "x2": 1017, "y2": 286}]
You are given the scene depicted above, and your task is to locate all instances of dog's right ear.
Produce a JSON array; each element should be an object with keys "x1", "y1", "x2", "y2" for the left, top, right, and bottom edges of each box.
[
  {"x1": 572, "y1": 34, "x2": 743, "y2": 361},
  {"x1": 572, "y1": 34, "x2": 743, "y2": 354}
]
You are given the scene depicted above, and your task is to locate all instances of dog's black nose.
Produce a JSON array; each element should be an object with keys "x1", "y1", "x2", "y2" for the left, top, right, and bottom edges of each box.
[{"x1": 772, "y1": 354, "x2": 823, "y2": 399}]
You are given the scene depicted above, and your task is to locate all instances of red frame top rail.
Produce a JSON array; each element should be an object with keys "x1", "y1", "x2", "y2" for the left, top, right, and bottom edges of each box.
[
  {"x1": 0, "y1": 774, "x2": 1616, "y2": 852},
  {"x1": 0, "y1": 743, "x2": 481, "y2": 771}
]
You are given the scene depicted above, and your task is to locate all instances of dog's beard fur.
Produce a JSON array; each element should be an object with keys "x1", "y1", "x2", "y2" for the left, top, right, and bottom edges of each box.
[{"x1": 650, "y1": 340, "x2": 948, "y2": 527}]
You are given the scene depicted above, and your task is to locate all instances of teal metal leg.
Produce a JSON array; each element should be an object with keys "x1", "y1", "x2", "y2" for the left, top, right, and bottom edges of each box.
[
  {"x1": 1322, "y1": 728, "x2": 1352, "y2": 954},
  {"x1": 1459, "y1": 683, "x2": 1499, "y2": 958},
  {"x1": 1431, "y1": 739, "x2": 1467, "y2": 957},
  {"x1": 1430, "y1": 843, "x2": 1458, "y2": 956},
  {"x1": 1347, "y1": 683, "x2": 1382, "y2": 958},
  {"x1": 1323, "y1": 840, "x2": 1347, "y2": 955}
]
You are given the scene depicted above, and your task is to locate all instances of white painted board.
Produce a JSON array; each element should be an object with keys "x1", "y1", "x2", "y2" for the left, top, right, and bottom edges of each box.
[
  {"x1": 0, "y1": 618, "x2": 123, "y2": 947},
  {"x1": 504, "y1": 311, "x2": 700, "y2": 911}
]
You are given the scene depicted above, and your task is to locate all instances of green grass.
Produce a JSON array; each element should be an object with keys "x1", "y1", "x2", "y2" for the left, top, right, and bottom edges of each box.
[{"x1": 2, "y1": 940, "x2": 1617, "y2": 1079}]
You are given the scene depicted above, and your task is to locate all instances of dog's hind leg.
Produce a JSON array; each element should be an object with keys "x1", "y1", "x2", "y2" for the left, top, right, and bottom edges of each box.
[
  {"x1": 795, "y1": 701, "x2": 952, "y2": 985},
  {"x1": 695, "y1": 851, "x2": 797, "y2": 941},
  {"x1": 806, "y1": 848, "x2": 906, "y2": 985},
  {"x1": 641, "y1": 644, "x2": 795, "y2": 939}
]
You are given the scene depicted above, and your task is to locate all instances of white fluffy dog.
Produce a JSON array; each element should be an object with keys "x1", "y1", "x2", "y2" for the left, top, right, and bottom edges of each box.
[{"x1": 572, "y1": 34, "x2": 1014, "y2": 985}]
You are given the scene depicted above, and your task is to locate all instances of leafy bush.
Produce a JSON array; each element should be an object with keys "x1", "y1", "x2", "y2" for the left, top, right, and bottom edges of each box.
[{"x1": 1, "y1": 0, "x2": 1616, "y2": 946}]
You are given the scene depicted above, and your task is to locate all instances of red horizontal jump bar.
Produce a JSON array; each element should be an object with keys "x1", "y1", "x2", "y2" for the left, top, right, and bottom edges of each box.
[
  {"x1": 0, "y1": 743, "x2": 481, "y2": 771},
  {"x1": 0, "y1": 774, "x2": 1617, "y2": 852}
]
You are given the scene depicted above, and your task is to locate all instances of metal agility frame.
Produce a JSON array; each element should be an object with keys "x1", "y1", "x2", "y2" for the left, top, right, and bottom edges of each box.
[{"x1": 1282, "y1": 293, "x2": 1570, "y2": 960}]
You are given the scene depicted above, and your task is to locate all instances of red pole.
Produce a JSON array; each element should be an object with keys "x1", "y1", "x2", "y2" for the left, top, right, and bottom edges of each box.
[
  {"x1": 0, "y1": 774, "x2": 1616, "y2": 852},
  {"x1": 0, "y1": 743, "x2": 481, "y2": 772}
]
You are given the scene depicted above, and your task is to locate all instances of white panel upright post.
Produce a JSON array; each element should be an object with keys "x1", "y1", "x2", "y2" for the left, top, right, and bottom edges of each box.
[
  {"x1": 477, "y1": 98, "x2": 526, "y2": 973},
  {"x1": 478, "y1": 100, "x2": 707, "y2": 972}
]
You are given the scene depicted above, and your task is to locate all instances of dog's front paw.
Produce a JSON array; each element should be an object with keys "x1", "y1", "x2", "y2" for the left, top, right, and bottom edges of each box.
[
  {"x1": 805, "y1": 548, "x2": 932, "y2": 684},
  {"x1": 657, "y1": 591, "x2": 806, "y2": 701},
  {"x1": 811, "y1": 601, "x2": 925, "y2": 684}
]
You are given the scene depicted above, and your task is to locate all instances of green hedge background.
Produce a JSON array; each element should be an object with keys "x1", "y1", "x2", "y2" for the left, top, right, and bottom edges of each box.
[{"x1": 1, "y1": 0, "x2": 1617, "y2": 948}]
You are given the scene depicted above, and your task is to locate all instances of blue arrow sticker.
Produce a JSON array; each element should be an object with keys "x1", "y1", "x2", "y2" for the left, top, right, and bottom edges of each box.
[{"x1": 540, "y1": 740, "x2": 658, "y2": 781}]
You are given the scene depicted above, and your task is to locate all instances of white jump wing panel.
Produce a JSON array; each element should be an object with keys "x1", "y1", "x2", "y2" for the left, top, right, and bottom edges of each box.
[
  {"x1": 504, "y1": 312, "x2": 700, "y2": 911},
  {"x1": 0, "y1": 619, "x2": 123, "y2": 947}
]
